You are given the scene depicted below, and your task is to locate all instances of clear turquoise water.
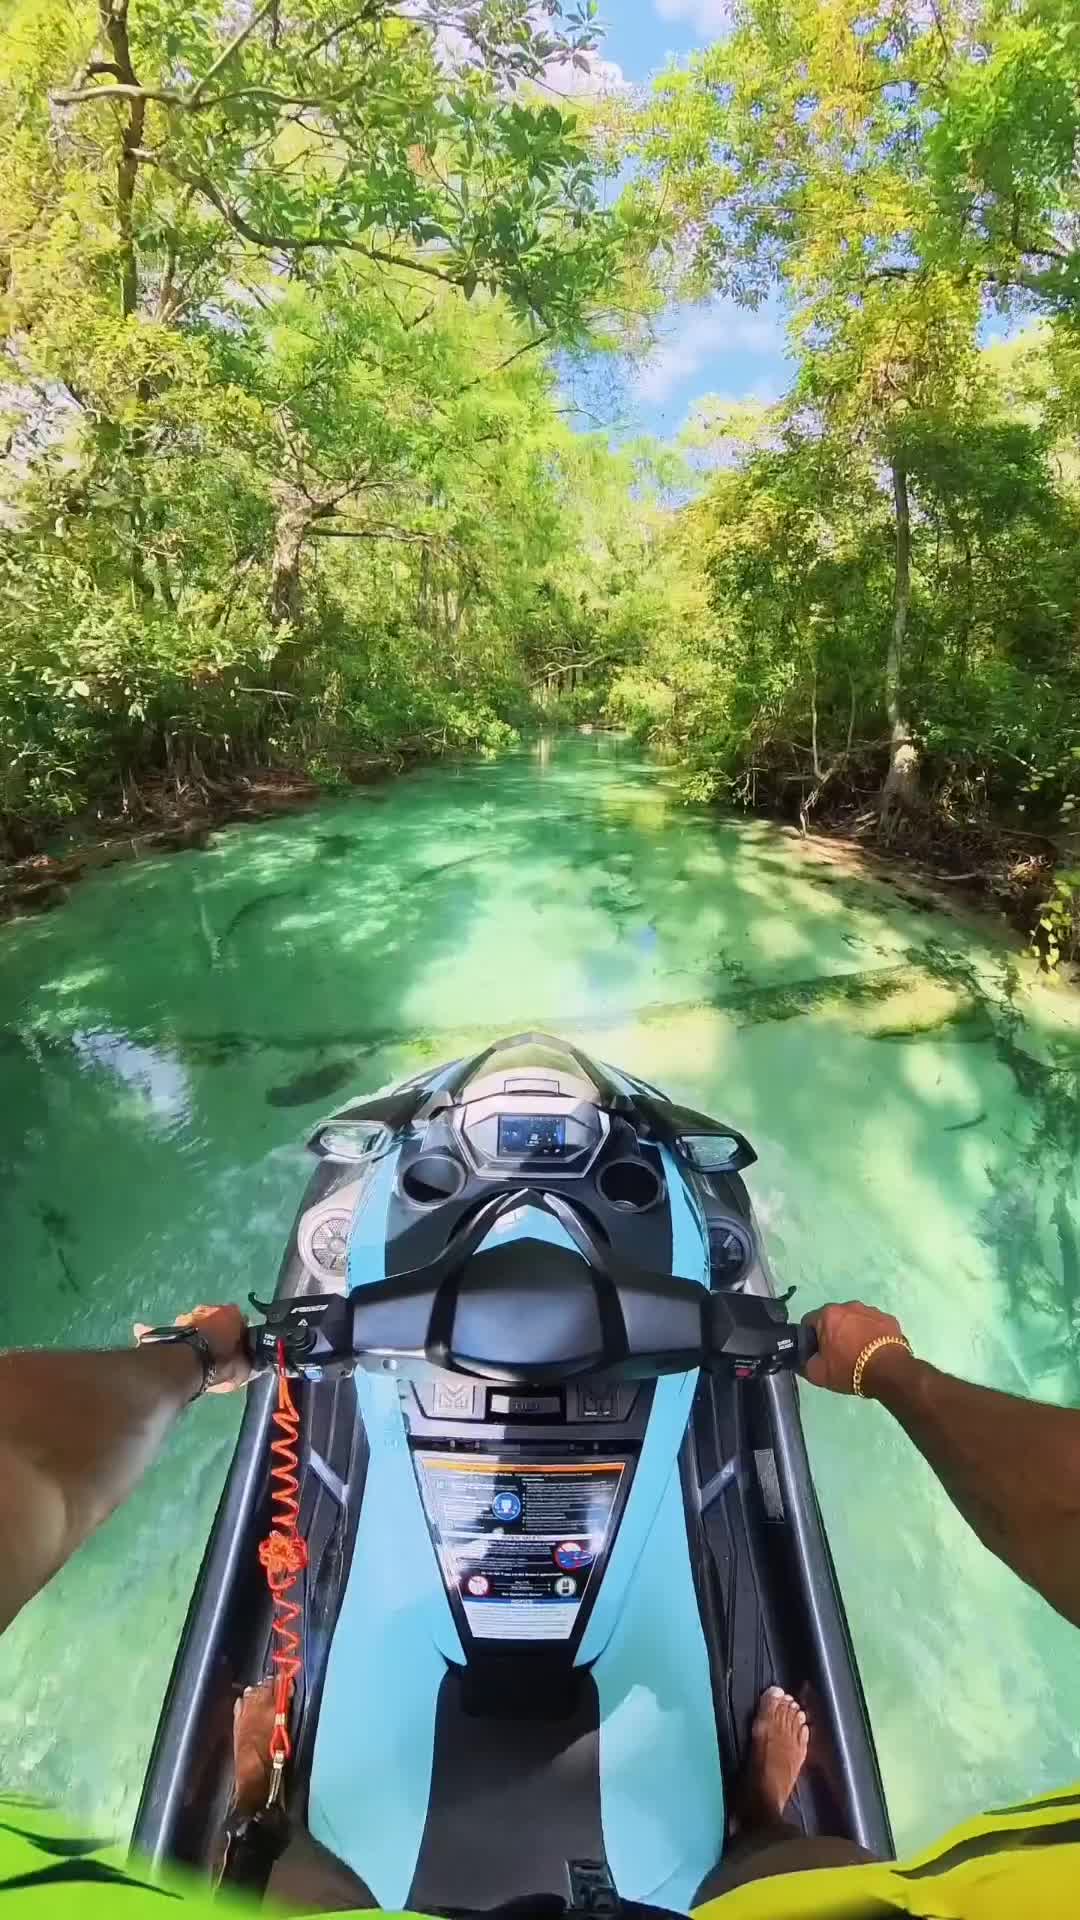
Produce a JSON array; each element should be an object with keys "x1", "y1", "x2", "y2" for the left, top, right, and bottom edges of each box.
[{"x1": 1, "y1": 733, "x2": 1079, "y2": 1848}]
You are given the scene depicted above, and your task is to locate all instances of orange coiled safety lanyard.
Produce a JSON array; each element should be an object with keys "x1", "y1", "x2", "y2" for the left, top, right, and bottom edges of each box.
[{"x1": 257, "y1": 1338, "x2": 309, "y2": 1807}]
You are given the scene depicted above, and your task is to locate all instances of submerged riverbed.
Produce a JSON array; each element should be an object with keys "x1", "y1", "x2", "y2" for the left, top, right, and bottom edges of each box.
[{"x1": 1, "y1": 733, "x2": 1079, "y2": 1850}]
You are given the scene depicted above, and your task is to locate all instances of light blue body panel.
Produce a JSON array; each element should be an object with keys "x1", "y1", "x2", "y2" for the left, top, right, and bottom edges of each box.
[
  {"x1": 583, "y1": 1145, "x2": 724, "y2": 1908},
  {"x1": 308, "y1": 1367, "x2": 464, "y2": 1904},
  {"x1": 309, "y1": 1148, "x2": 464, "y2": 1906},
  {"x1": 308, "y1": 1111, "x2": 725, "y2": 1912},
  {"x1": 591, "y1": 1463, "x2": 724, "y2": 1909}
]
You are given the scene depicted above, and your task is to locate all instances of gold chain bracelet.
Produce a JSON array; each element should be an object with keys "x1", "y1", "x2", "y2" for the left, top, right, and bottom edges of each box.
[{"x1": 852, "y1": 1334, "x2": 913, "y2": 1399}]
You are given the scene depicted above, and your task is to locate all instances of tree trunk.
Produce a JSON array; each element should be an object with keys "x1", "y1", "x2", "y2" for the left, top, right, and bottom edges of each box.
[
  {"x1": 449, "y1": 581, "x2": 472, "y2": 639},
  {"x1": 100, "y1": 3, "x2": 151, "y2": 595},
  {"x1": 101, "y1": 1, "x2": 144, "y2": 320},
  {"x1": 269, "y1": 505, "x2": 309, "y2": 628},
  {"x1": 953, "y1": 532, "x2": 973, "y2": 682},
  {"x1": 417, "y1": 542, "x2": 432, "y2": 624},
  {"x1": 881, "y1": 454, "x2": 920, "y2": 823}
]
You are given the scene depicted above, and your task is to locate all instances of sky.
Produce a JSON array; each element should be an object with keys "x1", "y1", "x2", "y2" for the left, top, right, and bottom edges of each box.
[{"x1": 575, "y1": 2, "x2": 794, "y2": 442}]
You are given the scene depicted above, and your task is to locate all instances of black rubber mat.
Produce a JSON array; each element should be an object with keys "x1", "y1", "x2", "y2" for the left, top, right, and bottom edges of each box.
[{"x1": 407, "y1": 1667, "x2": 605, "y2": 1911}]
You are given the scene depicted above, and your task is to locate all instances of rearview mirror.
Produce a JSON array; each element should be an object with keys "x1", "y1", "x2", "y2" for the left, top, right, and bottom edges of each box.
[
  {"x1": 679, "y1": 1133, "x2": 754, "y2": 1174},
  {"x1": 311, "y1": 1121, "x2": 387, "y2": 1162}
]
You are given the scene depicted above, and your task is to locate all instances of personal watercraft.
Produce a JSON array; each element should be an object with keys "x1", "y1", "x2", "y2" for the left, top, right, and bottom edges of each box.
[{"x1": 134, "y1": 1034, "x2": 892, "y2": 1910}]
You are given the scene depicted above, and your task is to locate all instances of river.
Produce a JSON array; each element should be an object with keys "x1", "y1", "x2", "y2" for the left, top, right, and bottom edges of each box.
[{"x1": 1, "y1": 732, "x2": 1079, "y2": 1853}]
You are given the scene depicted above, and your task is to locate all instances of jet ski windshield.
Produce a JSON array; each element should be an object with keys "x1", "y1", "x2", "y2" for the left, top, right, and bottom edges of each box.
[
  {"x1": 439, "y1": 1034, "x2": 620, "y2": 1179},
  {"x1": 454, "y1": 1035, "x2": 604, "y2": 1108}
]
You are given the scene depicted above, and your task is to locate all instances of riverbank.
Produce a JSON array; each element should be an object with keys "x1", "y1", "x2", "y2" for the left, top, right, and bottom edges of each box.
[
  {"x1": 776, "y1": 803, "x2": 1067, "y2": 968},
  {"x1": 661, "y1": 735, "x2": 1072, "y2": 971},
  {"x1": 0, "y1": 758, "x2": 398, "y2": 922}
]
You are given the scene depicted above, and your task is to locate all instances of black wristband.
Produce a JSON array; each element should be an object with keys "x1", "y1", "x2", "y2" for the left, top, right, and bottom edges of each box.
[{"x1": 136, "y1": 1325, "x2": 218, "y2": 1399}]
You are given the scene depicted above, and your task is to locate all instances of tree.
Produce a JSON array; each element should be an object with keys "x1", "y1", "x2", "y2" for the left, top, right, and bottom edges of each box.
[
  {"x1": 45, "y1": 0, "x2": 618, "y2": 323},
  {"x1": 918, "y1": 0, "x2": 1080, "y2": 314},
  {"x1": 635, "y1": 1, "x2": 993, "y2": 817},
  {"x1": 0, "y1": 0, "x2": 661, "y2": 837},
  {"x1": 2, "y1": 0, "x2": 636, "y2": 621},
  {"x1": 617, "y1": 0, "x2": 1080, "y2": 854},
  {"x1": 616, "y1": 333, "x2": 1080, "y2": 858}
]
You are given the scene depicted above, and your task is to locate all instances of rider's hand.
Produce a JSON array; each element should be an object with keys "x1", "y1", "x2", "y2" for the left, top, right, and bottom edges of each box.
[
  {"x1": 801, "y1": 1300, "x2": 913, "y2": 1397},
  {"x1": 133, "y1": 1305, "x2": 252, "y2": 1394}
]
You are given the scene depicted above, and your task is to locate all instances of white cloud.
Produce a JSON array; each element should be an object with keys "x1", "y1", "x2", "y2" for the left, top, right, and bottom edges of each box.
[
  {"x1": 635, "y1": 301, "x2": 785, "y2": 406},
  {"x1": 431, "y1": 9, "x2": 625, "y2": 97},
  {"x1": 653, "y1": 0, "x2": 732, "y2": 38},
  {"x1": 541, "y1": 52, "x2": 627, "y2": 98}
]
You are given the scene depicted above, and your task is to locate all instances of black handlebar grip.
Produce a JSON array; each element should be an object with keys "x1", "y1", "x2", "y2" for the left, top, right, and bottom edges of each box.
[{"x1": 795, "y1": 1322, "x2": 819, "y2": 1373}]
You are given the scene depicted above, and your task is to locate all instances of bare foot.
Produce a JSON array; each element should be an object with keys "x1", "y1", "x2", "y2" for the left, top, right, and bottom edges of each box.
[
  {"x1": 232, "y1": 1679, "x2": 276, "y2": 1815},
  {"x1": 735, "y1": 1686, "x2": 809, "y2": 1828}
]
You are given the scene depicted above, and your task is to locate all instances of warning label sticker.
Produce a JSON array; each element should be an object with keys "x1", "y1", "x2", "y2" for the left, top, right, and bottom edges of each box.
[{"x1": 415, "y1": 1456, "x2": 626, "y2": 1641}]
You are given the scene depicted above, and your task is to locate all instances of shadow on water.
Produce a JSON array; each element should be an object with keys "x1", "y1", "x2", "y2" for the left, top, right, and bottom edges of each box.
[
  {"x1": 914, "y1": 944, "x2": 1080, "y2": 1396},
  {"x1": 0, "y1": 730, "x2": 1079, "y2": 1846},
  {"x1": 0, "y1": 835, "x2": 486, "y2": 1344}
]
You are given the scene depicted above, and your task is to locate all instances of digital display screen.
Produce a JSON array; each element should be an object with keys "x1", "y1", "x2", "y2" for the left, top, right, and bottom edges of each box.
[{"x1": 498, "y1": 1114, "x2": 567, "y2": 1157}]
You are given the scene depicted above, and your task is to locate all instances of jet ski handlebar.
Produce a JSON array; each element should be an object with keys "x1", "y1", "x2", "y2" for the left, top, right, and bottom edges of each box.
[
  {"x1": 246, "y1": 1193, "x2": 818, "y2": 1384},
  {"x1": 246, "y1": 1278, "x2": 818, "y2": 1387}
]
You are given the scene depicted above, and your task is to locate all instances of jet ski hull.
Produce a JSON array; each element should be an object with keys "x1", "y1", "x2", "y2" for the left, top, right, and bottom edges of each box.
[{"x1": 134, "y1": 1038, "x2": 891, "y2": 1905}]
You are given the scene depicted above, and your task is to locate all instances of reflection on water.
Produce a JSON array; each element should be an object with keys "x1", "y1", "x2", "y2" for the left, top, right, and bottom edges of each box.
[
  {"x1": 1, "y1": 732, "x2": 1079, "y2": 1845},
  {"x1": 72, "y1": 1030, "x2": 191, "y2": 1129}
]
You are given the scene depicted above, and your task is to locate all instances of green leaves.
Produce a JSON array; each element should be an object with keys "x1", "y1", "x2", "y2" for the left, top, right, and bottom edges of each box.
[
  {"x1": 40, "y1": 1, "x2": 619, "y2": 331},
  {"x1": 0, "y1": 2, "x2": 653, "y2": 839}
]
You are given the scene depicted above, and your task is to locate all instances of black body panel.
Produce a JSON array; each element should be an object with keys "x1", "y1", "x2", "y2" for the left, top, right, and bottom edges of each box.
[
  {"x1": 408, "y1": 1669, "x2": 605, "y2": 1912},
  {"x1": 680, "y1": 1371, "x2": 891, "y2": 1857},
  {"x1": 382, "y1": 1125, "x2": 675, "y2": 1280}
]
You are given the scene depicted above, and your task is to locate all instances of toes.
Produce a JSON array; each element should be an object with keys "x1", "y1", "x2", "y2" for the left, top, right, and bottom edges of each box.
[
  {"x1": 755, "y1": 1687, "x2": 809, "y2": 1739},
  {"x1": 763, "y1": 1687, "x2": 799, "y2": 1716}
]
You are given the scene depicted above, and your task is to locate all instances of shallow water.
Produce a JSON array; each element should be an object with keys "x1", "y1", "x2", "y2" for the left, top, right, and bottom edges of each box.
[{"x1": 1, "y1": 733, "x2": 1079, "y2": 1850}]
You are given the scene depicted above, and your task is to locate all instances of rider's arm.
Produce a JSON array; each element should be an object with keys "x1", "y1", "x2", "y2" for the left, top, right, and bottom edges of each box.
[
  {"x1": 804, "y1": 1301, "x2": 1080, "y2": 1629},
  {"x1": 0, "y1": 1306, "x2": 249, "y2": 1633}
]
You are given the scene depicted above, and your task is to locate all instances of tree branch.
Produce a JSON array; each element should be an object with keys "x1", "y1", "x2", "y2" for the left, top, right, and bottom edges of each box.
[
  {"x1": 309, "y1": 524, "x2": 440, "y2": 545},
  {"x1": 927, "y1": 0, "x2": 952, "y2": 66},
  {"x1": 529, "y1": 652, "x2": 615, "y2": 687},
  {"x1": 188, "y1": 0, "x2": 277, "y2": 107},
  {"x1": 303, "y1": 4, "x2": 381, "y2": 62},
  {"x1": 56, "y1": 0, "x2": 276, "y2": 109},
  {"x1": 457, "y1": 331, "x2": 552, "y2": 394},
  {"x1": 130, "y1": 150, "x2": 455, "y2": 282},
  {"x1": 52, "y1": 82, "x2": 182, "y2": 105}
]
